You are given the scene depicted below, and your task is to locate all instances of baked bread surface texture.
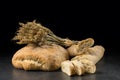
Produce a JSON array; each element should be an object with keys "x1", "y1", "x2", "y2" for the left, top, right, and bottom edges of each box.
[{"x1": 12, "y1": 44, "x2": 69, "y2": 71}]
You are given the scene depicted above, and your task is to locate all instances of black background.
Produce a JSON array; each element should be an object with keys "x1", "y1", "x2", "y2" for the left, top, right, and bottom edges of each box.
[
  {"x1": 0, "y1": 2, "x2": 120, "y2": 80},
  {"x1": 0, "y1": 3, "x2": 119, "y2": 57}
]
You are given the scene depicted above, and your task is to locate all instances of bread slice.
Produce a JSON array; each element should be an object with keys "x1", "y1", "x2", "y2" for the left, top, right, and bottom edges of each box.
[
  {"x1": 61, "y1": 59, "x2": 96, "y2": 76},
  {"x1": 61, "y1": 60, "x2": 75, "y2": 76},
  {"x1": 71, "y1": 60, "x2": 85, "y2": 75}
]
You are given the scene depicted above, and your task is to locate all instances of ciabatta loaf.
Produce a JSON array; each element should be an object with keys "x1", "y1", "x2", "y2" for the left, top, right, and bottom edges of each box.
[{"x1": 12, "y1": 44, "x2": 69, "y2": 71}]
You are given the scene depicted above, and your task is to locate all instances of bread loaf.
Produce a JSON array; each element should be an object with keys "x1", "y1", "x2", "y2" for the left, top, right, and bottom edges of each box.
[
  {"x1": 67, "y1": 38, "x2": 94, "y2": 57},
  {"x1": 71, "y1": 45, "x2": 105, "y2": 64},
  {"x1": 12, "y1": 44, "x2": 69, "y2": 71},
  {"x1": 61, "y1": 45, "x2": 104, "y2": 76}
]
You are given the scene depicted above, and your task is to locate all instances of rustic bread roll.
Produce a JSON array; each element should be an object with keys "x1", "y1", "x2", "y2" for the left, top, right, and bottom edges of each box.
[
  {"x1": 67, "y1": 38, "x2": 94, "y2": 57},
  {"x1": 12, "y1": 44, "x2": 69, "y2": 71}
]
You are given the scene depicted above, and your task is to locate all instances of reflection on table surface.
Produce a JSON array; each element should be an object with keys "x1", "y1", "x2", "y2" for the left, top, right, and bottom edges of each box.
[{"x1": 0, "y1": 55, "x2": 120, "y2": 80}]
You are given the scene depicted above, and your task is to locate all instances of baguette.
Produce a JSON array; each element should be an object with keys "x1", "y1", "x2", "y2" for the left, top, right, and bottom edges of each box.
[
  {"x1": 71, "y1": 45, "x2": 105, "y2": 64},
  {"x1": 61, "y1": 45, "x2": 104, "y2": 76},
  {"x1": 80, "y1": 59, "x2": 96, "y2": 74}
]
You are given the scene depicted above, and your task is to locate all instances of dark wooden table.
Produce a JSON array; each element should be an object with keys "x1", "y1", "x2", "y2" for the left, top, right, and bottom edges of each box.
[{"x1": 0, "y1": 52, "x2": 120, "y2": 80}]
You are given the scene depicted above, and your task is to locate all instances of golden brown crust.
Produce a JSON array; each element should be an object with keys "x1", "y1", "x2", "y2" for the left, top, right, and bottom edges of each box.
[
  {"x1": 80, "y1": 59, "x2": 96, "y2": 74},
  {"x1": 67, "y1": 38, "x2": 94, "y2": 57},
  {"x1": 61, "y1": 45, "x2": 104, "y2": 76},
  {"x1": 71, "y1": 45, "x2": 105, "y2": 64},
  {"x1": 12, "y1": 44, "x2": 69, "y2": 71},
  {"x1": 71, "y1": 60, "x2": 85, "y2": 75}
]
